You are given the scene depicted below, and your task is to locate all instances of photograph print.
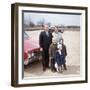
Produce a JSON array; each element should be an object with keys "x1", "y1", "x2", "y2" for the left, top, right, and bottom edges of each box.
[{"x1": 23, "y1": 11, "x2": 80, "y2": 76}]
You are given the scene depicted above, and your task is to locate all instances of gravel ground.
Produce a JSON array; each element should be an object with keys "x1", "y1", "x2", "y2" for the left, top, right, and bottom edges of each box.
[{"x1": 24, "y1": 30, "x2": 80, "y2": 77}]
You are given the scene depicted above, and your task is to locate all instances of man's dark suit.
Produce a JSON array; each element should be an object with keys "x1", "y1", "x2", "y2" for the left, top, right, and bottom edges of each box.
[{"x1": 39, "y1": 31, "x2": 52, "y2": 70}]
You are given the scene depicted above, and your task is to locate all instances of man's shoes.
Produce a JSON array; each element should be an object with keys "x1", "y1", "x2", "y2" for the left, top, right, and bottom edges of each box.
[
  {"x1": 46, "y1": 66, "x2": 50, "y2": 69},
  {"x1": 43, "y1": 68, "x2": 46, "y2": 71},
  {"x1": 64, "y1": 67, "x2": 67, "y2": 70}
]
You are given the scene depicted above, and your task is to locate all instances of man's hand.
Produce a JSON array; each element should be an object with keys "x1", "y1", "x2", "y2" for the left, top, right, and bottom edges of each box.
[
  {"x1": 40, "y1": 48, "x2": 43, "y2": 51},
  {"x1": 49, "y1": 57, "x2": 52, "y2": 60}
]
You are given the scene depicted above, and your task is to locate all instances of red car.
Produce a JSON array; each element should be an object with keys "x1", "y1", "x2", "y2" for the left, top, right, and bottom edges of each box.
[{"x1": 24, "y1": 32, "x2": 41, "y2": 65}]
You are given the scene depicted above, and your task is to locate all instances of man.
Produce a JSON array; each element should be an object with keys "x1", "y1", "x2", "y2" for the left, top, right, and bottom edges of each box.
[{"x1": 39, "y1": 24, "x2": 52, "y2": 71}]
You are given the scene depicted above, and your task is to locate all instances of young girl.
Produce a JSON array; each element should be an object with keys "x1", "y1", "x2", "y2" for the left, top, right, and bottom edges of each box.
[
  {"x1": 55, "y1": 44, "x2": 64, "y2": 73},
  {"x1": 59, "y1": 39, "x2": 67, "y2": 70}
]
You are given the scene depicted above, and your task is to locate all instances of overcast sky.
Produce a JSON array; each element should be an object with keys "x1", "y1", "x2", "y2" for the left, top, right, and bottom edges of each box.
[{"x1": 24, "y1": 12, "x2": 81, "y2": 26}]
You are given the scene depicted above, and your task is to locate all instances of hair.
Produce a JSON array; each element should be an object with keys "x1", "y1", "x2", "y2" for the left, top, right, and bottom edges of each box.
[
  {"x1": 57, "y1": 44, "x2": 62, "y2": 49},
  {"x1": 54, "y1": 26, "x2": 58, "y2": 29},
  {"x1": 43, "y1": 24, "x2": 49, "y2": 27},
  {"x1": 52, "y1": 37, "x2": 56, "y2": 43}
]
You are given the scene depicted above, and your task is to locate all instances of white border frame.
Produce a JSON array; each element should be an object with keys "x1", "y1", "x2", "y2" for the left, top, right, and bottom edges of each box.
[{"x1": 18, "y1": 6, "x2": 86, "y2": 84}]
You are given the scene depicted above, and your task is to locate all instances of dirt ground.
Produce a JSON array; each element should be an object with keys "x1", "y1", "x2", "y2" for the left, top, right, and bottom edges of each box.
[{"x1": 24, "y1": 30, "x2": 80, "y2": 77}]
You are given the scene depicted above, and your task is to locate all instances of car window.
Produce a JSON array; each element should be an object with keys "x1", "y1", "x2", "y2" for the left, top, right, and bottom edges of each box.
[{"x1": 24, "y1": 32, "x2": 29, "y2": 39}]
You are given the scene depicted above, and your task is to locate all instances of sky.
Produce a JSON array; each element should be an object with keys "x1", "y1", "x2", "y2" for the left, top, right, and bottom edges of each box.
[{"x1": 24, "y1": 12, "x2": 81, "y2": 26}]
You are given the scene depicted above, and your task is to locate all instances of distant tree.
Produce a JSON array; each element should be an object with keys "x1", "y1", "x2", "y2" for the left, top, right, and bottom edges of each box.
[
  {"x1": 37, "y1": 18, "x2": 45, "y2": 27},
  {"x1": 24, "y1": 24, "x2": 29, "y2": 28},
  {"x1": 67, "y1": 25, "x2": 80, "y2": 28},
  {"x1": 29, "y1": 21, "x2": 35, "y2": 27},
  {"x1": 47, "y1": 22, "x2": 51, "y2": 27}
]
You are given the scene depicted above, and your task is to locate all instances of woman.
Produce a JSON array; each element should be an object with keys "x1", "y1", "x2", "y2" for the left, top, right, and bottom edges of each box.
[{"x1": 52, "y1": 26, "x2": 63, "y2": 44}]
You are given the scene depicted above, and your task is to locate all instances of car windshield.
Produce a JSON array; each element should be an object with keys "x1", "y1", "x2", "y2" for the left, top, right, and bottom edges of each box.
[{"x1": 24, "y1": 32, "x2": 29, "y2": 39}]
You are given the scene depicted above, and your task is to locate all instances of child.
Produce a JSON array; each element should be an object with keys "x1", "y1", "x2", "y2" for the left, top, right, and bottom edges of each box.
[
  {"x1": 49, "y1": 38, "x2": 57, "y2": 72},
  {"x1": 59, "y1": 39, "x2": 67, "y2": 70},
  {"x1": 55, "y1": 44, "x2": 64, "y2": 73}
]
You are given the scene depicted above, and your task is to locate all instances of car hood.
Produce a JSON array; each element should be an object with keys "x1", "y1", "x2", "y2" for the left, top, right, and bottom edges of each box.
[{"x1": 24, "y1": 38, "x2": 40, "y2": 53}]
